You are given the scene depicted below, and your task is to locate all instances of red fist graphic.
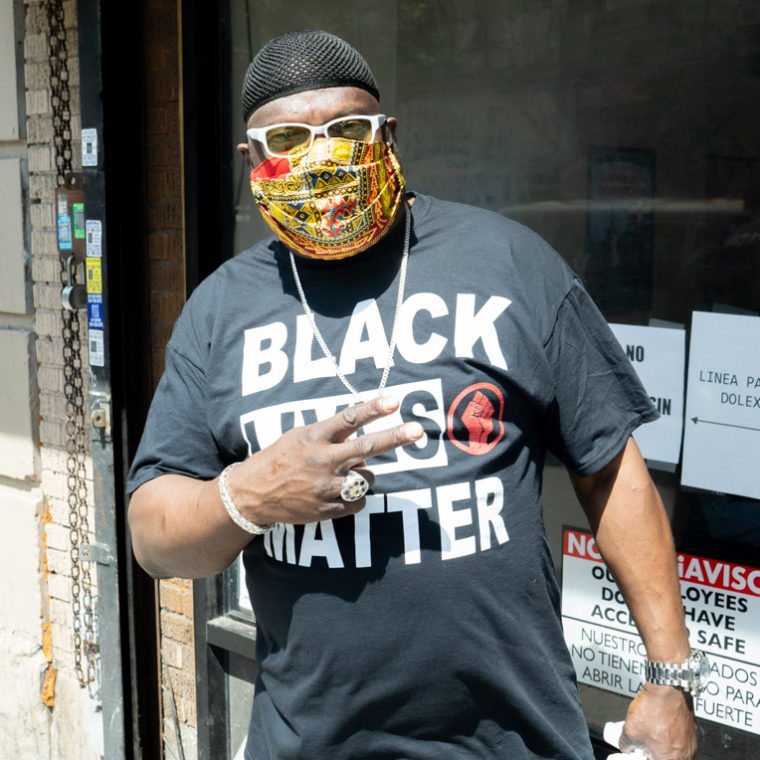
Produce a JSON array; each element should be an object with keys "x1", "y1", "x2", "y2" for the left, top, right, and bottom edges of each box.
[{"x1": 461, "y1": 391, "x2": 495, "y2": 452}]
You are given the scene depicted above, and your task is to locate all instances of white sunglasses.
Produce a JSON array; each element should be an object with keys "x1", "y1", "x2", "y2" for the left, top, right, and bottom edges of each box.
[{"x1": 246, "y1": 114, "x2": 387, "y2": 158}]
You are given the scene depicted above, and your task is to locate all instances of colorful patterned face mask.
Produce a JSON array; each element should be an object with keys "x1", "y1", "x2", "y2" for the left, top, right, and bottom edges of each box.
[{"x1": 249, "y1": 137, "x2": 406, "y2": 260}]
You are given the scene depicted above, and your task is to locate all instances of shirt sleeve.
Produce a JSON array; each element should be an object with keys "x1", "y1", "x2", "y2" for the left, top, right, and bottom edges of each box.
[
  {"x1": 542, "y1": 278, "x2": 659, "y2": 476},
  {"x1": 126, "y1": 341, "x2": 225, "y2": 494}
]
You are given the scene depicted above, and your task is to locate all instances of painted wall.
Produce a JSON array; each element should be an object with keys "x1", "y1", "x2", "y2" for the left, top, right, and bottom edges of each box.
[{"x1": 0, "y1": 0, "x2": 103, "y2": 756}]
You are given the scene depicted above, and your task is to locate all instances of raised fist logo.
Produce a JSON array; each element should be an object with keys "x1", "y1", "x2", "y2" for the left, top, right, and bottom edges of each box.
[
  {"x1": 461, "y1": 391, "x2": 495, "y2": 451},
  {"x1": 447, "y1": 383, "x2": 504, "y2": 455}
]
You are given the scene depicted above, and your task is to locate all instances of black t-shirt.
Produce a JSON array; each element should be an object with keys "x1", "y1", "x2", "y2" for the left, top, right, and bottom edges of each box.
[{"x1": 129, "y1": 193, "x2": 657, "y2": 759}]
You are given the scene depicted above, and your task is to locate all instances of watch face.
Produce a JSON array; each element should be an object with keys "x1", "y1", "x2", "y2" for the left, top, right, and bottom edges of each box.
[{"x1": 690, "y1": 650, "x2": 711, "y2": 694}]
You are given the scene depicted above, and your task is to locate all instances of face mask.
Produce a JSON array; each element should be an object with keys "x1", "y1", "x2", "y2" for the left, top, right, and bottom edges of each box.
[{"x1": 249, "y1": 137, "x2": 406, "y2": 260}]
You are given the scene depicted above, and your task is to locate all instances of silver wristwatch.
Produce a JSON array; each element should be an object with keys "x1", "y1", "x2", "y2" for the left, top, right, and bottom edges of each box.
[{"x1": 644, "y1": 650, "x2": 711, "y2": 696}]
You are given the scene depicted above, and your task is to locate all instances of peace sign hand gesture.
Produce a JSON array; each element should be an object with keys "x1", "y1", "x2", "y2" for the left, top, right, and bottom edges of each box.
[{"x1": 224, "y1": 395, "x2": 424, "y2": 527}]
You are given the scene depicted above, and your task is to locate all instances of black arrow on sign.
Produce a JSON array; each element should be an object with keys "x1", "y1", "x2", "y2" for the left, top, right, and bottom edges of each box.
[{"x1": 691, "y1": 417, "x2": 760, "y2": 433}]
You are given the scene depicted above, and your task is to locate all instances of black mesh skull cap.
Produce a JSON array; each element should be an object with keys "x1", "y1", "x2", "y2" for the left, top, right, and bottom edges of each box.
[{"x1": 241, "y1": 29, "x2": 380, "y2": 122}]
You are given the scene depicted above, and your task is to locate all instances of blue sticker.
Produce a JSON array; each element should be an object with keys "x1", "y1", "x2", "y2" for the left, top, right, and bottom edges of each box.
[
  {"x1": 57, "y1": 213, "x2": 72, "y2": 251},
  {"x1": 88, "y1": 293, "x2": 104, "y2": 329}
]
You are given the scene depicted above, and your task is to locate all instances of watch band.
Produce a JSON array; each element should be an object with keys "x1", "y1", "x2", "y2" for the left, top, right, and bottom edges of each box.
[
  {"x1": 644, "y1": 650, "x2": 709, "y2": 696},
  {"x1": 645, "y1": 660, "x2": 686, "y2": 688},
  {"x1": 219, "y1": 462, "x2": 273, "y2": 535}
]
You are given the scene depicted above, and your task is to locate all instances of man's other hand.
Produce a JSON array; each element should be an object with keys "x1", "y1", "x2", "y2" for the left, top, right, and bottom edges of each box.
[{"x1": 620, "y1": 683, "x2": 697, "y2": 760}]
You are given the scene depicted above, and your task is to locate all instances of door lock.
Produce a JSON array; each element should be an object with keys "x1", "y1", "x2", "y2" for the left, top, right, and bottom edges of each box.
[{"x1": 62, "y1": 254, "x2": 87, "y2": 310}]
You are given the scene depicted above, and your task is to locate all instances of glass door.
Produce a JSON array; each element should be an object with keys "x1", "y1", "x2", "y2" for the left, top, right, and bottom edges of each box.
[{"x1": 206, "y1": 2, "x2": 760, "y2": 757}]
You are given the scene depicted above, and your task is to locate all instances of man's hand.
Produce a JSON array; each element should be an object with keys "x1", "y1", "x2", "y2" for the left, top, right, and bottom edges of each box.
[
  {"x1": 619, "y1": 684, "x2": 697, "y2": 759},
  {"x1": 129, "y1": 395, "x2": 423, "y2": 578},
  {"x1": 227, "y1": 395, "x2": 424, "y2": 525}
]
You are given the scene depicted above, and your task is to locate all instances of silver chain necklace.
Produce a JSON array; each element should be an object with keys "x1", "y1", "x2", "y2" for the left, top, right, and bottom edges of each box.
[{"x1": 289, "y1": 207, "x2": 411, "y2": 403}]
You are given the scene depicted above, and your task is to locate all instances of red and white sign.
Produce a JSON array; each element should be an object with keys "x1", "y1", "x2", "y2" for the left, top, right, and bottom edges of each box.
[{"x1": 561, "y1": 528, "x2": 760, "y2": 734}]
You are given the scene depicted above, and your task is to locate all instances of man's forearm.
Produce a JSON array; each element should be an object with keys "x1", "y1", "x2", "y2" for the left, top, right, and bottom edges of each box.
[
  {"x1": 129, "y1": 473, "x2": 252, "y2": 579},
  {"x1": 571, "y1": 437, "x2": 698, "y2": 759},
  {"x1": 570, "y1": 437, "x2": 690, "y2": 661}
]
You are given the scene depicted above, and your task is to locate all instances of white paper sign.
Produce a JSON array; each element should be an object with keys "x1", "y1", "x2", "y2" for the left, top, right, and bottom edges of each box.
[
  {"x1": 681, "y1": 312, "x2": 760, "y2": 499},
  {"x1": 561, "y1": 528, "x2": 760, "y2": 735},
  {"x1": 85, "y1": 219, "x2": 102, "y2": 257},
  {"x1": 88, "y1": 328, "x2": 104, "y2": 367},
  {"x1": 608, "y1": 323, "x2": 686, "y2": 464},
  {"x1": 81, "y1": 127, "x2": 98, "y2": 167}
]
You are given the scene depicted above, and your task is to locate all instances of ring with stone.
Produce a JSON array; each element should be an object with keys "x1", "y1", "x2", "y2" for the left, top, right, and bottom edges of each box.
[{"x1": 340, "y1": 470, "x2": 370, "y2": 502}]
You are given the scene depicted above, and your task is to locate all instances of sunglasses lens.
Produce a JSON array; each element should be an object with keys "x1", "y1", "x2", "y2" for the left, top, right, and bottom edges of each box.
[
  {"x1": 265, "y1": 125, "x2": 312, "y2": 156},
  {"x1": 327, "y1": 117, "x2": 374, "y2": 142}
]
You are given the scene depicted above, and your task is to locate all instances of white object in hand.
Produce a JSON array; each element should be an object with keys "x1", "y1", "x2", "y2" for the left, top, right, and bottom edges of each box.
[{"x1": 603, "y1": 721, "x2": 650, "y2": 759}]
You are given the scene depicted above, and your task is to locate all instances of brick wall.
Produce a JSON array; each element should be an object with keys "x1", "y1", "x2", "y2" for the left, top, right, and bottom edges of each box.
[
  {"x1": 23, "y1": 0, "x2": 103, "y2": 756},
  {"x1": 141, "y1": 1, "x2": 198, "y2": 758},
  {"x1": 6, "y1": 1, "x2": 196, "y2": 757}
]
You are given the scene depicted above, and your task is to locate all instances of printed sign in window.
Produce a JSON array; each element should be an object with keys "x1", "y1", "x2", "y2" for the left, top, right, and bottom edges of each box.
[
  {"x1": 561, "y1": 528, "x2": 760, "y2": 735},
  {"x1": 608, "y1": 323, "x2": 685, "y2": 465},
  {"x1": 682, "y1": 311, "x2": 760, "y2": 499}
]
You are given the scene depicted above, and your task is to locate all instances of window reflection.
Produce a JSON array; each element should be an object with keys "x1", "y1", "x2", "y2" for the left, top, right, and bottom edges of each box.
[{"x1": 228, "y1": 1, "x2": 760, "y2": 753}]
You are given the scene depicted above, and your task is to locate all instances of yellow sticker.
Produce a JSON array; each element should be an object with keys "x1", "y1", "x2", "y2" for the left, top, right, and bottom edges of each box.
[{"x1": 86, "y1": 257, "x2": 102, "y2": 294}]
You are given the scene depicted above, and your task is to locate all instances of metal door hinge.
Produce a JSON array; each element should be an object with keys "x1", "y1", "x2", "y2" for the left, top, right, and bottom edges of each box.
[
  {"x1": 80, "y1": 543, "x2": 114, "y2": 566},
  {"x1": 91, "y1": 399, "x2": 111, "y2": 438}
]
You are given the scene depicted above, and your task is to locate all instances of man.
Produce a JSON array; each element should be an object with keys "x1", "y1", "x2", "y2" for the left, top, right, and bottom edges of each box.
[{"x1": 129, "y1": 30, "x2": 700, "y2": 760}]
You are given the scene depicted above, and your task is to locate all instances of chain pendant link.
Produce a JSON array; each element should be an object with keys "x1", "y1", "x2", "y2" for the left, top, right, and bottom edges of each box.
[{"x1": 289, "y1": 206, "x2": 411, "y2": 403}]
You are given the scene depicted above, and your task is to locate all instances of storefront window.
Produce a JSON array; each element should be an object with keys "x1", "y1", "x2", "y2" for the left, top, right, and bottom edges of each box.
[{"x1": 215, "y1": 2, "x2": 760, "y2": 757}]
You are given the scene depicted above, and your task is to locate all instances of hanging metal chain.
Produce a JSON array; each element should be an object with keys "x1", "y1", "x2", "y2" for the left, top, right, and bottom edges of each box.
[
  {"x1": 47, "y1": 1, "x2": 71, "y2": 185},
  {"x1": 46, "y1": 0, "x2": 97, "y2": 689}
]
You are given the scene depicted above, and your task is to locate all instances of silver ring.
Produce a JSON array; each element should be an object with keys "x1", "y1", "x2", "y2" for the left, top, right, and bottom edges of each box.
[{"x1": 340, "y1": 470, "x2": 369, "y2": 502}]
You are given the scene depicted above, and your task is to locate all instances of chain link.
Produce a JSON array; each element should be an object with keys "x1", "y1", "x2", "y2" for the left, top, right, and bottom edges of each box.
[
  {"x1": 46, "y1": 0, "x2": 97, "y2": 689},
  {"x1": 47, "y1": 1, "x2": 71, "y2": 187}
]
